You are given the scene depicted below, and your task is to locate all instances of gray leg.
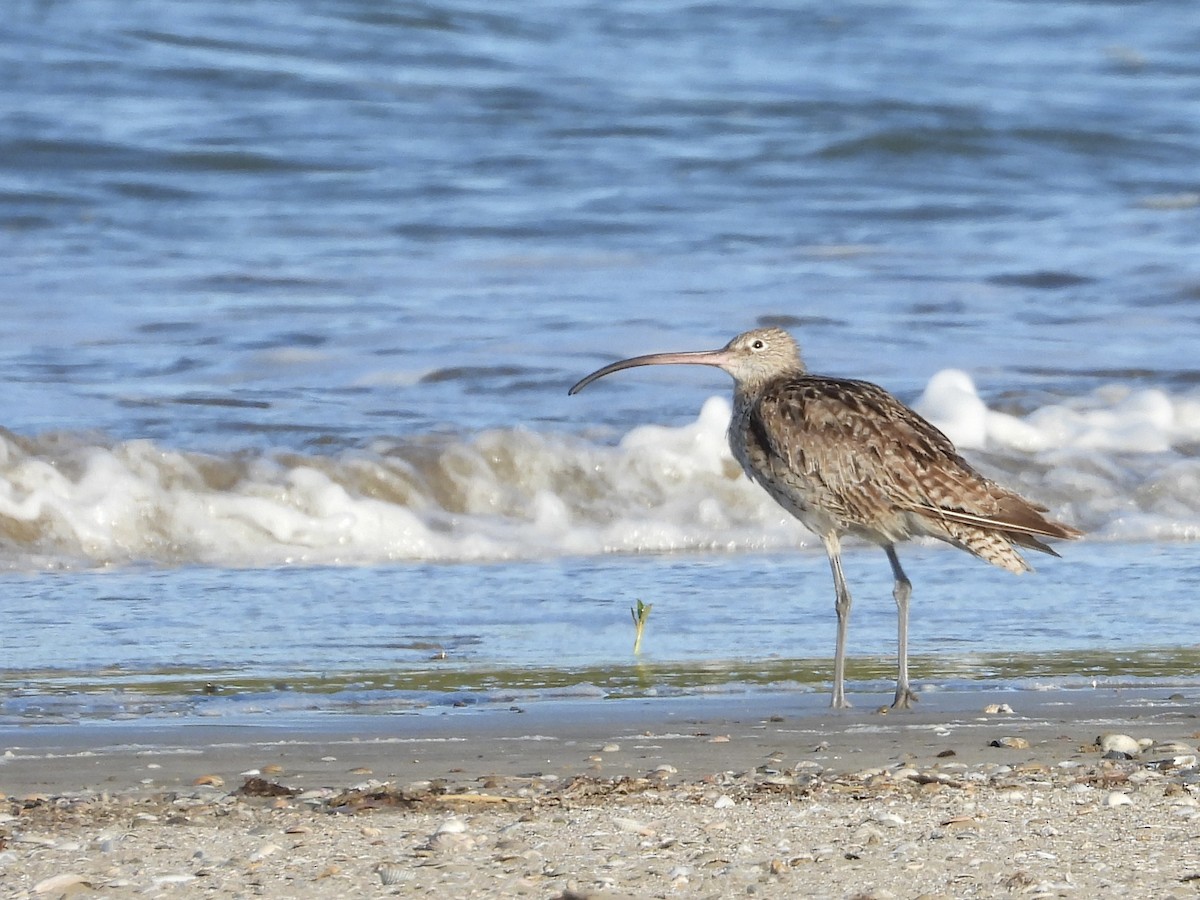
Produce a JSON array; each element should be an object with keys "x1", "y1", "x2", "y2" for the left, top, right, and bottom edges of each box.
[
  {"x1": 822, "y1": 533, "x2": 852, "y2": 709},
  {"x1": 885, "y1": 545, "x2": 917, "y2": 709}
]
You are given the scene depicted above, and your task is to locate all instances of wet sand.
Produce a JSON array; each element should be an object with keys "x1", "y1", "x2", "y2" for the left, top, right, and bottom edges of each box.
[{"x1": 3, "y1": 687, "x2": 1199, "y2": 897}]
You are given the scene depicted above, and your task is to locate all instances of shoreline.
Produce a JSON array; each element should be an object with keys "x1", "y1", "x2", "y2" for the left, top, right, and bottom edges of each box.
[
  {"x1": 2, "y1": 686, "x2": 1196, "y2": 792},
  {"x1": 4, "y1": 687, "x2": 1199, "y2": 897}
]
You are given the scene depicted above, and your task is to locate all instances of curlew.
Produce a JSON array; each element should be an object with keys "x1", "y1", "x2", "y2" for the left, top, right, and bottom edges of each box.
[{"x1": 569, "y1": 326, "x2": 1082, "y2": 709}]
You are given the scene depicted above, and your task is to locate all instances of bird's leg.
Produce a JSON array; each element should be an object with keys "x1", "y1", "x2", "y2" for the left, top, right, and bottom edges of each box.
[
  {"x1": 885, "y1": 545, "x2": 917, "y2": 709},
  {"x1": 822, "y1": 533, "x2": 853, "y2": 709}
]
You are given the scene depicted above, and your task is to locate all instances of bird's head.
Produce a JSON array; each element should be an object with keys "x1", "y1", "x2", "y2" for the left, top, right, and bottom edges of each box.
[{"x1": 568, "y1": 326, "x2": 805, "y2": 395}]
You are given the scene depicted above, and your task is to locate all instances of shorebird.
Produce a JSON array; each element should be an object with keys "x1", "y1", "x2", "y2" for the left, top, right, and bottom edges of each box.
[{"x1": 569, "y1": 327, "x2": 1082, "y2": 709}]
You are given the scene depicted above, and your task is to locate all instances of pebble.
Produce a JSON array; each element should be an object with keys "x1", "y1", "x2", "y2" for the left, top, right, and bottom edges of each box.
[
  {"x1": 13, "y1": 725, "x2": 1200, "y2": 898},
  {"x1": 1098, "y1": 733, "x2": 1141, "y2": 756},
  {"x1": 991, "y1": 737, "x2": 1030, "y2": 750}
]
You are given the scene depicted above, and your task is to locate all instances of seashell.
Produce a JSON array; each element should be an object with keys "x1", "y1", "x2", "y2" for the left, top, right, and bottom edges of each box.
[
  {"x1": 262, "y1": 764, "x2": 284, "y2": 775},
  {"x1": 713, "y1": 795, "x2": 735, "y2": 809},
  {"x1": 601, "y1": 743, "x2": 620, "y2": 753},
  {"x1": 1155, "y1": 754, "x2": 1198, "y2": 770},
  {"x1": 34, "y1": 874, "x2": 92, "y2": 894},
  {"x1": 983, "y1": 703, "x2": 1014, "y2": 715},
  {"x1": 435, "y1": 817, "x2": 467, "y2": 834},
  {"x1": 15, "y1": 834, "x2": 59, "y2": 847},
  {"x1": 1105, "y1": 791, "x2": 1134, "y2": 808},
  {"x1": 193, "y1": 774, "x2": 225, "y2": 787},
  {"x1": 249, "y1": 843, "x2": 281, "y2": 861},
  {"x1": 939, "y1": 816, "x2": 977, "y2": 829},
  {"x1": 151, "y1": 874, "x2": 197, "y2": 887},
  {"x1": 374, "y1": 862, "x2": 413, "y2": 885},
  {"x1": 614, "y1": 816, "x2": 653, "y2": 834},
  {"x1": 427, "y1": 831, "x2": 475, "y2": 853},
  {"x1": 1151, "y1": 741, "x2": 1197, "y2": 755},
  {"x1": 854, "y1": 824, "x2": 885, "y2": 845}
]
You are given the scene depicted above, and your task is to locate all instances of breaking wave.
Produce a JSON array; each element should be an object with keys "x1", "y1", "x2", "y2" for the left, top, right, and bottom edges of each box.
[{"x1": 2, "y1": 372, "x2": 1199, "y2": 568}]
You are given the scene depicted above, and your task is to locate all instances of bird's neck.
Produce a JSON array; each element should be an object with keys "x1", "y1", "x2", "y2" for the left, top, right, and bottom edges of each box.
[{"x1": 732, "y1": 370, "x2": 803, "y2": 406}]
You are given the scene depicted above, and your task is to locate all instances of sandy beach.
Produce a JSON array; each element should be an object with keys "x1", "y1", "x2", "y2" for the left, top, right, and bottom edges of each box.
[{"x1": 3, "y1": 687, "x2": 1199, "y2": 898}]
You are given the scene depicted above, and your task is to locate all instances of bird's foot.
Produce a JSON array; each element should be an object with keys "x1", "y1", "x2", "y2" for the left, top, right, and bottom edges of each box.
[
  {"x1": 891, "y1": 687, "x2": 918, "y2": 710},
  {"x1": 829, "y1": 694, "x2": 852, "y2": 710}
]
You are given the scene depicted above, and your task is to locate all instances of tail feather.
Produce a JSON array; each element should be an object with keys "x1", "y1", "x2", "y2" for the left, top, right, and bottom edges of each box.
[
  {"x1": 944, "y1": 523, "x2": 1033, "y2": 574},
  {"x1": 914, "y1": 499, "x2": 1083, "y2": 543},
  {"x1": 913, "y1": 489, "x2": 1082, "y2": 574}
]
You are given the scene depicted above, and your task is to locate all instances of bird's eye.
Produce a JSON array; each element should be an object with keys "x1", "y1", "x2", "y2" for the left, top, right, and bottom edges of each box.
[{"x1": 751, "y1": 339, "x2": 765, "y2": 350}]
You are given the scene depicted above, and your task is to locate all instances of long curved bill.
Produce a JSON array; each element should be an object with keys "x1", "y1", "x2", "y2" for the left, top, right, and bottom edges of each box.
[{"x1": 568, "y1": 347, "x2": 731, "y2": 395}]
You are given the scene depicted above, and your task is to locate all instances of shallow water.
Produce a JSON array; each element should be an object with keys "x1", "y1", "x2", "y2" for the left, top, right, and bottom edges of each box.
[
  {"x1": 2, "y1": 1, "x2": 1200, "y2": 722},
  {"x1": 3, "y1": 541, "x2": 1198, "y2": 724}
]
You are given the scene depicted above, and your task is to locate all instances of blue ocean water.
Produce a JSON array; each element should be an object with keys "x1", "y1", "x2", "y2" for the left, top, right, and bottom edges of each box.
[{"x1": 2, "y1": 0, "x2": 1199, "y2": 721}]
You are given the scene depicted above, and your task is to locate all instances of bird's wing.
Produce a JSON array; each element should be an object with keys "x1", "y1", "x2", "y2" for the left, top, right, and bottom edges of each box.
[
  {"x1": 749, "y1": 377, "x2": 958, "y2": 522},
  {"x1": 751, "y1": 377, "x2": 957, "y2": 486},
  {"x1": 750, "y1": 377, "x2": 1080, "y2": 542}
]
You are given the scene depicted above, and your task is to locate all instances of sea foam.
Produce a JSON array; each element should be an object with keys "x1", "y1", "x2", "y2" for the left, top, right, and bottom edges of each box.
[{"x1": 1, "y1": 373, "x2": 1198, "y2": 568}]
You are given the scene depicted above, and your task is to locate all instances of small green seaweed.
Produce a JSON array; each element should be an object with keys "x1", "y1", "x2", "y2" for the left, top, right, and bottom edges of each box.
[{"x1": 631, "y1": 599, "x2": 653, "y2": 655}]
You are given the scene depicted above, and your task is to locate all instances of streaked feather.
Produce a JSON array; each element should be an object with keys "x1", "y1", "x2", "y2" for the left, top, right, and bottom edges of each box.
[{"x1": 736, "y1": 373, "x2": 1081, "y2": 570}]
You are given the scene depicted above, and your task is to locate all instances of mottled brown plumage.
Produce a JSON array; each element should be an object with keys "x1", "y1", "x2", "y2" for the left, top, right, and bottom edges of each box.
[{"x1": 570, "y1": 326, "x2": 1082, "y2": 709}]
